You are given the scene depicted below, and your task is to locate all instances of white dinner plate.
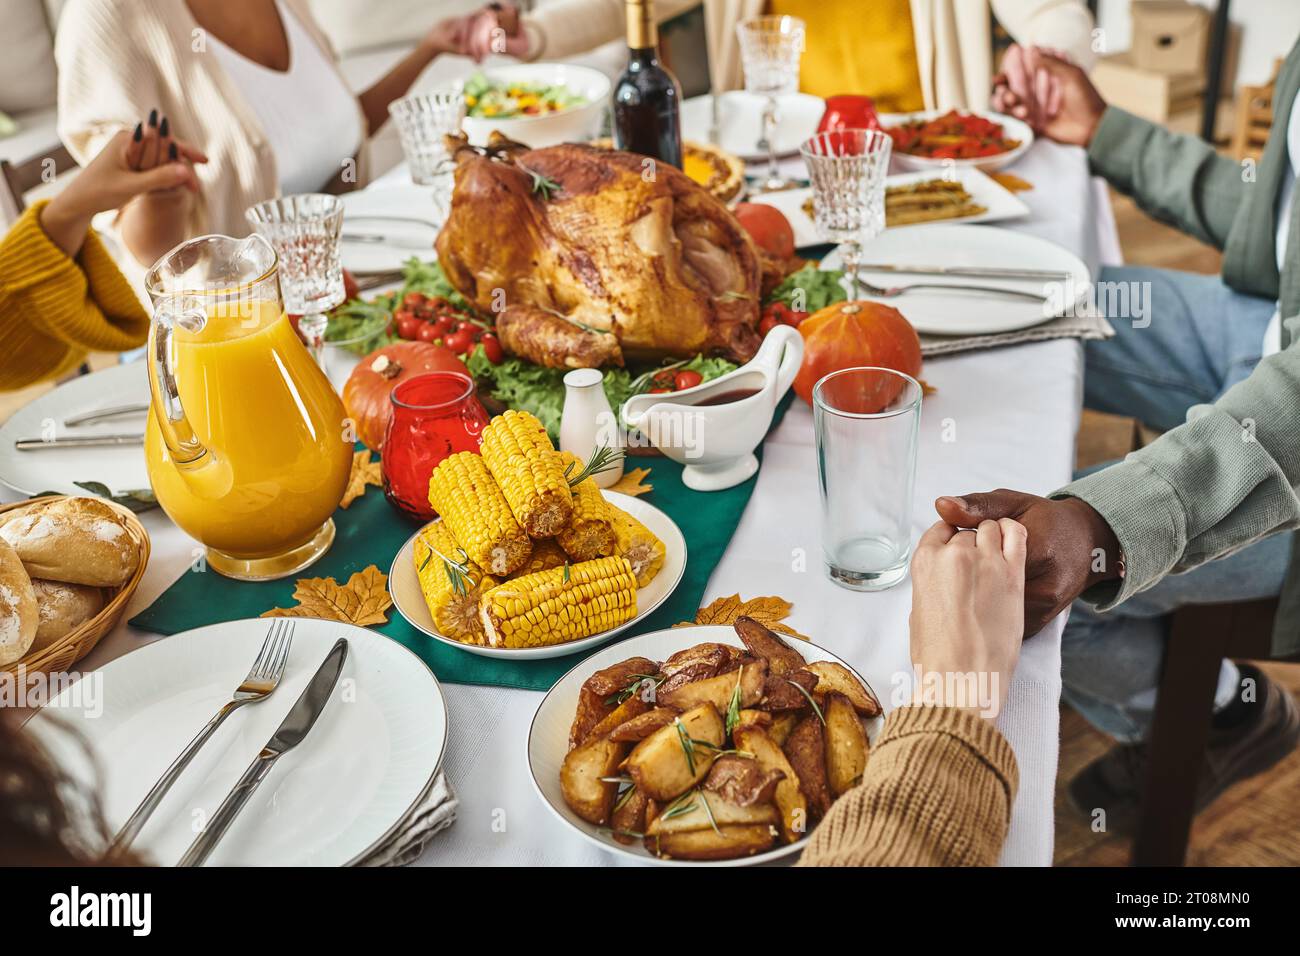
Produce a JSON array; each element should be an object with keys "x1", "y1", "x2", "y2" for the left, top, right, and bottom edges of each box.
[
  {"x1": 752, "y1": 167, "x2": 1030, "y2": 249},
  {"x1": 527, "y1": 624, "x2": 882, "y2": 866},
  {"x1": 25, "y1": 619, "x2": 447, "y2": 867},
  {"x1": 880, "y1": 109, "x2": 1035, "y2": 172},
  {"x1": 389, "y1": 491, "x2": 686, "y2": 660},
  {"x1": 681, "y1": 91, "x2": 824, "y2": 160},
  {"x1": 0, "y1": 362, "x2": 150, "y2": 496},
  {"x1": 340, "y1": 186, "x2": 442, "y2": 274},
  {"x1": 820, "y1": 224, "x2": 1091, "y2": 337}
]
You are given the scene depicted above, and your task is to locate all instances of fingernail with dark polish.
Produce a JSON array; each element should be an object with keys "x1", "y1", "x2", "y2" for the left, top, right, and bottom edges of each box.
[
  {"x1": 160, "y1": 116, "x2": 169, "y2": 137},
  {"x1": 169, "y1": 142, "x2": 178, "y2": 161},
  {"x1": 133, "y1": 122, "x2": 143, "y2": 142},
  {"x1": 148, "y1": 109, "x2": 158, "y2": 127}
]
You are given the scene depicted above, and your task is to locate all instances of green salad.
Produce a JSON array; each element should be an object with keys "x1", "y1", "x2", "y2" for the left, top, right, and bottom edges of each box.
[{"x1": 463, "y1": 73, "x2": 588, "y2": 119}]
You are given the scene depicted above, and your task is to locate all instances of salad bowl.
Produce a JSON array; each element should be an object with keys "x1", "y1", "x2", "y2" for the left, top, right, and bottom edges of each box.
[{"x1": 459, "y1": 64, "x2": 611, "y2": 148}]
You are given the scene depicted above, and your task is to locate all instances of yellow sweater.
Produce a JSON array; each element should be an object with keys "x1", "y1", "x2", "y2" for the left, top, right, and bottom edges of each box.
[
  {"x1": 797, "y1": 704, "x2": 1018, "y2": 866},
  {"x1": 0, "y1": 201, "x2": 149, "y2": 391},
  {"x1": 771, "y1": 0, "x2": 925, "y2": 110}
]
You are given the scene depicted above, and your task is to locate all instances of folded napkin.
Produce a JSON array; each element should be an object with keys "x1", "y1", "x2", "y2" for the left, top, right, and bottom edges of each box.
[
  {"x1": 354, "y1": 770, "x2": 458, "y2": 867},
  {"x1": 920, "y1": 309, "x2": 1114, "y2": 357}
]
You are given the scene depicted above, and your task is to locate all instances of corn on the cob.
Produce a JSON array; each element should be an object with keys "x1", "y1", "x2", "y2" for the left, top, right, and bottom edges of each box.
[
  {"x1": 427, "y1": 451, "x2": 532, "y2": 575},
  {"x1": 479, "y1": 556, "x2": 638, "y2": 649},
  {"x1": 480, "y1": 410, "x2": 573, "y2": 538},
  {"x1": 607, "y1": 501, "x2": 666, "y2": 587},
  {"x1": 556, "y1": 451, "x2": 617, "y2": 562},
  {"x1": 507, "y1": 537, "x2": 570, "y2": 579},
  {"x1": 413, "y1": 521, "x2": 497, "y2": 644}
]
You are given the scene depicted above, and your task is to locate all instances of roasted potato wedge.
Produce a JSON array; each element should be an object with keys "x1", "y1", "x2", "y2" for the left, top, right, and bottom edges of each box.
[
  {"x1": 768, "y1": 712, "x2": 799, "y2": 747},
  {"x1": 783, "y1": 716, "x2": 832, "y2": 819},
  {"x1": 824, "y1": 692, "x2": 870, "y2": 796},
  {"x1": 626, "y1": 703, "x2": 725, "y2": 801},
  {"x1": 568, "y1": 686, "x2": 613, "y2": 752},
  {"x1": 734, "y1": 616, "x2": 807, "y2": 677},
  {"x1": 704, "y1": 754, "x2": 784, "y2": 806},
  {"x1": 662, "y1": 642, "x2": 749, "y2": 677},
  {"x1": 735, "y1": 708, "x2": 772, "y2": 731},
  {"x1": 651, "y1": 824, "x2": 777, "y2": 861},
  {"x1": 609, "y1": 707, "x2": 679, "y2": 742},
  {"x1": 806, "y1": 661, "x2": 881, "y2": 717},
  {"x1": 585, "y1": 656, "x2": 661, "y2": 698},
  {"x1": 646, "y1": 788, "x2": 780, "y2": 835},
  {"x1": 560, "y1": 736, "x2": 628, "y2": 825},
  {"x1": 610, "y1": 786, "x2": 651, "y2": 844},
  {"x1": 733, "y1": 725, "x2": 808, "y2": 843},
  {"x1": 585, "y1": 694, "x2": 650, "y2": 743},
  {"x1": 759, "y1": 668, "x2": 818, "y2": 711},
  {"x1": 658, "y1": 660, "x2": 766, "y2": 714}
]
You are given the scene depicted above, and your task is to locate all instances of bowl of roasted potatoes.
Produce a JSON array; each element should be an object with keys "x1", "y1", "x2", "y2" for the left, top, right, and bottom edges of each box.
[{"x1": 528, "y1": 617, "x2": 882, "y2": 864}]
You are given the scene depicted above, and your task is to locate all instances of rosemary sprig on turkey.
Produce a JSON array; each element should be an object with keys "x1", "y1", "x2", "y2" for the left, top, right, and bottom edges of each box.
[{"x1": 517, "y1": 162, "x2": 561, "y2": 200}]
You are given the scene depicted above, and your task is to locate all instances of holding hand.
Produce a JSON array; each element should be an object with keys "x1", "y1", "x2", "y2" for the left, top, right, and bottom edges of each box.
[
  {"x1": 41, "y1": 118, "x2": 207, "y2": 258},
  {"x1": 992, "y1": 45, "x2": 1106, "y2": 146},
  {"x1": 908, "y1": 518, "x2": 1027, "y2": 718},
  {"x1": 935, "y1": 490, "x2": 1121, "y2": 639},
  {"x1": 461, "y1": 2, "x2": 529, "y2": 62}
]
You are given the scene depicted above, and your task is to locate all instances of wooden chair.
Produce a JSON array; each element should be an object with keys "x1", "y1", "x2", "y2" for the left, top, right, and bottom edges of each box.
[
  {"x1": 0, "y1": 141, "x2": 77, "y2": 220},
  {"x1": 1132, "y1": 596, "x2": 1296, "y2": 865},
  {"x1": 1230, "y1": 58, "x2": 1281, "y2": 162}
]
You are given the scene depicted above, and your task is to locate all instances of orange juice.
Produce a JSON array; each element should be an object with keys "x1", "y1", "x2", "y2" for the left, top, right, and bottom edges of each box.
[{"x1": 145, "y1": 301, "x2": 352, "y2": 566}]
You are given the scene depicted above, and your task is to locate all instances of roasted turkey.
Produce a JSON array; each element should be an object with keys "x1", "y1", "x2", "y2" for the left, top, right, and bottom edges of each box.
[{"x1": 434, "y1": 134, "x2": 764, "y2": 368}]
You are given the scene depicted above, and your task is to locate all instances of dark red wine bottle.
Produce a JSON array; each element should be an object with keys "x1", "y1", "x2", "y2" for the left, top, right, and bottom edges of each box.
[{"x1": 611, "y1": 0, "x2": 683, "y2": 169}]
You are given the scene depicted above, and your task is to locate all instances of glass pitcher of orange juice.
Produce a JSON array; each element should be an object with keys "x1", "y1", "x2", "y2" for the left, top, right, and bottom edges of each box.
[{"x1": 144, "y1": 234, "x2": 353, "y2": 580}]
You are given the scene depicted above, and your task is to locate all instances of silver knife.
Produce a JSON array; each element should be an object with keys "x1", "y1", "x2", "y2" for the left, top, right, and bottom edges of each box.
[
  {"x1": 177, "y1": 637, "x2": 349, "y2": 867},
  {"x1": 342, "y1": 232, "x2": 434, "y2": 250},
  {"x1": 15, "y1": 434, "x2": 143, "y2": 450},
  {"x1": 64, "y1": 403, "x2": 149, "y2": 427},
  {"x1": 856, "y1": 263, "x2": 1072, "y2": 281}
]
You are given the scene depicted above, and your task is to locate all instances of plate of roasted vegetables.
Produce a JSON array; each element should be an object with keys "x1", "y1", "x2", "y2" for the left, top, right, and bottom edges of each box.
[
  {"x1": 883, "y1": 109, "x2": 1033, "y2": 172},
  {"x1": 388, "y1": 410, "x2": 686, "y2": 659},
  {"x1": 528, "y1": 618, "x2": 883, "y2": 864}
]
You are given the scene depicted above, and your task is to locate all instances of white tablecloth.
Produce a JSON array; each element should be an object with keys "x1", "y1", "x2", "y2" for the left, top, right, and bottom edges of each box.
[{"x1": 9, "y1": 140, "x2": 1120, "y2": 867}]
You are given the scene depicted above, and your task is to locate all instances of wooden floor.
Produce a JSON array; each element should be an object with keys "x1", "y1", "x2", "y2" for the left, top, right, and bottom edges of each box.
[{"x1": 1057, "y1": 190, "x2": 1300, "y2": 866}]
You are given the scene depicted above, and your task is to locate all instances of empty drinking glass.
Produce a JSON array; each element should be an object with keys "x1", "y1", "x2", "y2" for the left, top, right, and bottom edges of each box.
[
  {"x1": 800, "y1": 129, "x2": 892, "y2": 298},
  {"x1": 736, "y1": 15, "x2": 805, "y2": 193},
  {"x1": 813, "y1": 366, "x2": 922, "y2": 591},
  {"x1": 389, "y1": 91, "x2": 465, "y2": 214},
  {"x1": 246, "y1": 194, "x2": 345, "y2": 366}
]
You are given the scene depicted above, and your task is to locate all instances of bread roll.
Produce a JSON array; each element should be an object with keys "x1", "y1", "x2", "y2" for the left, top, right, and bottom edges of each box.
[
  {"x1": 0, "y1": 497, "x2": 138, "y2": 587},
  {"x1": 0, "y1": 538, "x2": 37, "y2": 666},
  {"x1": 30, "y1": 578, "x2": 105, "y2": 653}
]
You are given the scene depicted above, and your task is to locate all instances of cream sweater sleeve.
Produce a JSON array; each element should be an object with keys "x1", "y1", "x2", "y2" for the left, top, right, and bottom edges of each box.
[
  {"x1": 992, "y1": 0, "x2": 1097, "y2": 69},
  {"x1": 796, "y1": 705, "x2": 1019, "y2": 867}
]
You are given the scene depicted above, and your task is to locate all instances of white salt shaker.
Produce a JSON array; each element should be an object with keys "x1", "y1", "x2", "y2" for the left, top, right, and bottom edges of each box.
[{"x1": 560, "y1": 368, "x2": 624, "y2": 489}]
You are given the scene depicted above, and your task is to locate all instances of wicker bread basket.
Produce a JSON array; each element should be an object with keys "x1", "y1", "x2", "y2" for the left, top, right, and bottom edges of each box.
[{"x1": 0, "y1": 495, "x2": 151, "y2": 677}]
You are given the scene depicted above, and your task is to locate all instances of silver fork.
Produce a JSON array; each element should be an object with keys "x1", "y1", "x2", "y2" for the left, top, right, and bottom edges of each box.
[
  {"x1": 107, "y1": 620, "x2": 294, "y2": 855},
  {"x1": 855, "y1": 276, "x2": 1048, "y2": 303}
]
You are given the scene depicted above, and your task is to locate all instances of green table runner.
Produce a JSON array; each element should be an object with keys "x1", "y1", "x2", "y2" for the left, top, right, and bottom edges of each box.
[{"x1": 130, "y1": 394, "x2": 794, "y2": 690}]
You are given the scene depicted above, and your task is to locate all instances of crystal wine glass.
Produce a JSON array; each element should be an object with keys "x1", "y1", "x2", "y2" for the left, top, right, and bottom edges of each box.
[
  {"x1": 736, "y1": 15, "x2": 805, "y2": 193},
  {"x1": 799, "y1": 129, "x2": 893, "y2": 298},
  {"x1": 245, "y1": 193, "x2": 345, "y2": 367},
  {"x1": 388, "y1": 91, "x2": 466, "y2": 218}
]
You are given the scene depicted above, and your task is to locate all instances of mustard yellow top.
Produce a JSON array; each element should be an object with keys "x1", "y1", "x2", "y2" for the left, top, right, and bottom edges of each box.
[
  {"x1": 0, "y1": 200, "x2": 149, "y2": 391},
  {"x1": 770, "y1": 0, "x2": 925, "y2": 111}
]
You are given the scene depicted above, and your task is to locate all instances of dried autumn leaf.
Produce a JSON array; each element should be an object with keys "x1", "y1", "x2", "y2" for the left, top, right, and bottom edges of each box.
[
  {"x1": 608, "y1": 467, "x2": 652, "y2": 497},
  {"x1": 262, "y1": 565, "x2": 393, "y2": 626},
  {"x1": 674, "y1": 593, "x2": 807, "y2": 640},
  {"x1": 989, "y1": 171, "x2": 1032, "y2": 192},
  {"x1": 919, "y1": 378, "x2": 938, "y2": 398},
  {"x1": 340, "y1": 450, "x2": 383, "y2": 509}
]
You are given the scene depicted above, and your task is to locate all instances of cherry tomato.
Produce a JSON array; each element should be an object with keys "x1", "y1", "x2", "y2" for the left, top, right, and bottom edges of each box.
[
  {"x1": 397, "y1": 317, "x2": 422, "y2": 340},
  {"x1": 394, "y1": 307, "x2": 415, "y2": 324},
  {"x1": 445, "y1": 329, "x2": 475, "y2": 354},
  {"x1": 759, "y1": 314, "x2": 779, "y2": 336},
  {"x1": 417, "y1": 322, "x2": 442, "y2": 343},
  {"x1": 481, "y1": 333, "x2": 504, "y2": 364},
  {"x1": 431, "y1": 315, "x2": 454, "y2": 337},
  {"x1": 648, "y1": 387, "x2": 671, "y2": 394},
  {"x1": 403, "y1": 292, "x2": 426, "y2": 308},
  {"x1": 652, "y1": 370, "x2": 676, "y2": 389},
  {"x1": 673, "y1": 370, "x2": 703, "y2": 391}
]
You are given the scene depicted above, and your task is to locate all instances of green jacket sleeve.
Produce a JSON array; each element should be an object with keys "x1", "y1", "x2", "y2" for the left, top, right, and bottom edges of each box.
[
  {"x1": 1055, "y1": 317, "x2": 1300, "y2": 610},
  {"x1": 1087, "y1": 106, "x2": 1248, "y2": 251}
]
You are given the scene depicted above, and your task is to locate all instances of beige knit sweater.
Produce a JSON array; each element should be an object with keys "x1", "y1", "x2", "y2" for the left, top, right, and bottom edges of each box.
[
  {"x1": 54, "y1": 0, "x2": 368, "y2": 241},
  {"x1": 797, "y1": 705, "x2": 1018, "y2": 867}
]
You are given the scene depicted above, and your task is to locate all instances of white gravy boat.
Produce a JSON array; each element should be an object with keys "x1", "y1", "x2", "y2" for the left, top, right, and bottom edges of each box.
[{"x1": 621, "y1": 325, "x2": 803, "y2": 491}]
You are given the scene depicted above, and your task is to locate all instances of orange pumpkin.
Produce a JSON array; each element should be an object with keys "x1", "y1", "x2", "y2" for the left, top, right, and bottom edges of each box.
[
  {"x1": 793, "y1": 300, "x2": 922, "y2": 408},
  {"x1": 343, "y1": 341, "x2": 467, "y2": 450}
]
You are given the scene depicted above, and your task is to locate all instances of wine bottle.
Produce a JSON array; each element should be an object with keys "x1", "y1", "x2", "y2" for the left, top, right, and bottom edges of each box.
[{"x1": 611, "y1": 0, "x2": 683, "y2": 169}]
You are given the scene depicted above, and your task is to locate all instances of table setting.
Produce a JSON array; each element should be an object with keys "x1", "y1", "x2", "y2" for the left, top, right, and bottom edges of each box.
[{"x1": 2, "y1": 11, "x2": 1124, "y2": 868}]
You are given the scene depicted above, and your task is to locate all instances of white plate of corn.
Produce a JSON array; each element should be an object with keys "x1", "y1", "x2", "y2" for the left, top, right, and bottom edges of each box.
[{"x1": 389, "y1": 490, "x2": 687, "y2": 660}]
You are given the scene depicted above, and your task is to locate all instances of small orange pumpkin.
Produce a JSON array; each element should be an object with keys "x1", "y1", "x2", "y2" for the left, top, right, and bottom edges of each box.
[
  {"x1": 342, "y1": 341, "x2": 467, "y2": 450},
  {"x1": 793, "y1": 300, "x2": 922, "y2": 408}
]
